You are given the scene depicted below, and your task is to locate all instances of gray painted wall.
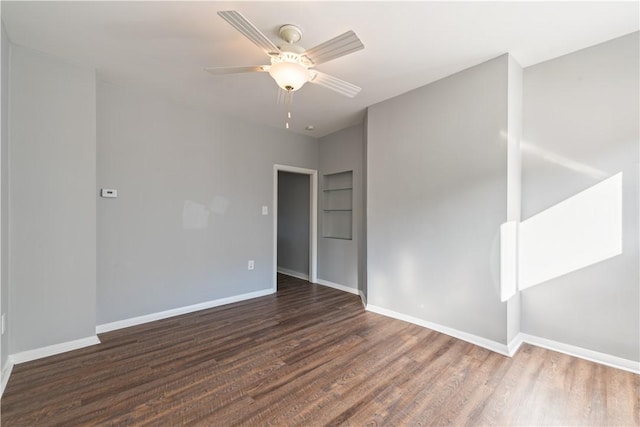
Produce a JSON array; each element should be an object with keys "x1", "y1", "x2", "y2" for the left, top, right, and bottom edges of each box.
[
  {"x1": 318, "y1": 124, "x2": 364, "y2": 290},
  {"x1": 97, "y1": 82, "x2": 318, "y2": 325},
  {"x1": 9, "y1": 45, "x2": 97, "y2": 353},
  {"x1": 367, "y1": 56, "x2": 510, "y2": 344},
  {"x1": 521, "y1": 33, "x2": 639, "y2": 361},
  {"x1": 1, "y1": 21, "x2": 9, "y2": 371},
  {"x1": 277, "y1": 171, "x2": 310, "y2": 277}
]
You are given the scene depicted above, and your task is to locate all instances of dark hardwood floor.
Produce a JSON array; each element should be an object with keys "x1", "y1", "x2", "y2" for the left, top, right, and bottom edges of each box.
[{"x1": 2, "y1": 274, "x2": 638, "y2": 426}]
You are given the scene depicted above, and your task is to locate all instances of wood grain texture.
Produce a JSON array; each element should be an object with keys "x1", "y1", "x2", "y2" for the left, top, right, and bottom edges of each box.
[{"x1": 2, "y1": 274, "x2": 638, "y2": 426}]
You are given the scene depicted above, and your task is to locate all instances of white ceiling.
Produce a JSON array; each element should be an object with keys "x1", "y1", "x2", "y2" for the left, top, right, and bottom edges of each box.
[{"x1": 2, "y1": 1, "x2": 638, "y2": 138}]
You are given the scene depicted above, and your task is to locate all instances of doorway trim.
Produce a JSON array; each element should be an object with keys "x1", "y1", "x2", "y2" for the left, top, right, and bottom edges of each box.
[{"x1": 273, "y1": 164, "x2": 318, "y2": 292}]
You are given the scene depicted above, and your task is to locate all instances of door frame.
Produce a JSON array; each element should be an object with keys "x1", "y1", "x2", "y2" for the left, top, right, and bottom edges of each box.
[{"x1": 273, "y1": 164, "x2": 318, "y2": 291}]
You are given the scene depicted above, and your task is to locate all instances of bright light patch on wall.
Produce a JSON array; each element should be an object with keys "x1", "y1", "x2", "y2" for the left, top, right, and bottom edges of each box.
[
  {"x1": 500, "y1": 221, "x2": 518, "y2": 301},
  {"x1": 520, "y1": 141, "x2": 608, "y2": 180},
  {"x1": 182, "y1": 200, "x2": 210, "y2": 230},
  {"x1": 518, "y1": 173, "x2": 623, "y2": 290},
  {"x1": 209, "y1": 196, "x2": 230, "y2": 215}
]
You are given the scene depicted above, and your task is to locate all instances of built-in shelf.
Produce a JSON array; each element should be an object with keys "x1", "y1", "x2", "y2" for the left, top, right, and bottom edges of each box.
[
  {"x1": 323, "y1": 187, "x2": 352, "y2": 192},
  {"x1": 322, "y1": 171, "x2": 353, "y2": 240}
]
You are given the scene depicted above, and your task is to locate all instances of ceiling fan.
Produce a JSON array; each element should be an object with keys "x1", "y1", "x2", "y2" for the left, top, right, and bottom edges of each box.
[{"x1": 205, "y1": 10, "x2": 365, "y2": 128}]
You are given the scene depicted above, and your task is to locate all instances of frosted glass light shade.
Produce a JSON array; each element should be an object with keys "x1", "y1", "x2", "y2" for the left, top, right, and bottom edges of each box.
[{"x1": 268, "y1": 61, "x2": 311, "y2": 91}]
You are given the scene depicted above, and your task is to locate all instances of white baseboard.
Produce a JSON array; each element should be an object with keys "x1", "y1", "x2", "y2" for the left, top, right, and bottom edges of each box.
[
  {"x1": 277, "y1": 267, "x2": 309, "y2": 281},
  {"x1": 1, "y1": 359, "x2": 14, "y2": 398},
  {"x1": 517, "y1": 333, "x2": 640, "y2": 374},
  {"x1": 9, "y1": 335, "x2": 101, "y2": 365},
  {"x1": 507, "y1": 332, "x2": 525, "y2": 357},
  {"x1": 316, "y1": 278, "x2": 359, "y2": 296},
  {"x1": 279, "y1": 271, "x2": 366, "y2": 307},
  {"x1": 96, "y1": 288, "x2": 274, "y2": 334},
  {"x1": 358, "y1": 289, "x2": 367, "y2": 307},
  {"x1": 366, "y1": 304, "x2": 510, "y2": 356},
  {"x1": 363, "y1": 307, "x2": 640, "y2": 374}
]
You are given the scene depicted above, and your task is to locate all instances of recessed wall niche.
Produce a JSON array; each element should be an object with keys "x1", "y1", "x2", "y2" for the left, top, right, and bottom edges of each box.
[{"x1": 322, "y1": 171, "x2": 353, "y2": 240}]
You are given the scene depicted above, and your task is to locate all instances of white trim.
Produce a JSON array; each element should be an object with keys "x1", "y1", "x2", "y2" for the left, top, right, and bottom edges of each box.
[
  {"x1": 363, "y1": 306, "x2": 640, "y2": 373},
  {"x1": 277, "y1": 267, "x2": 309, "y2": 281},
  {"x1": 1, "y1": 359, "x2": 14, "y2": 398},
  {"x1": 358, "y1": 289, "x2": 367, "y2": 307},
  {"x1": 97, "y1": 288, "x2": 274, "y2": 334},
  {"x1": 273, "y1": 164, "x2": 318, "y2": 292},
  {"x1": 316, "y1": 278, "x2": 359, "y2": 295},
  {"x1": 9, "y1": 335, "x2": 100, "y2": 365},
  {"x1": 517, "y1": 333, "x2": 640, "y2": 374},
  {"x1": 366, "y1": 304, "x2": 510, "y2": 356},
  {"x1": 507, "y1": 332, "x2": 525, "y2": 357}
]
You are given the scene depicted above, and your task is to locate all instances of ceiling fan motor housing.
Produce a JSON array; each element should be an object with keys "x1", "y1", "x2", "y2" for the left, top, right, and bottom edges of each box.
[{"x1": 279, "y1": 24, "x2": 302, "y2": 44}]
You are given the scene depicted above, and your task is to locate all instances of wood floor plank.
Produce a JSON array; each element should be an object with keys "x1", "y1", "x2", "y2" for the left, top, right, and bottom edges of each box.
[{"x1": 1, "y1": 274, "x2": 638, "y2": 426}]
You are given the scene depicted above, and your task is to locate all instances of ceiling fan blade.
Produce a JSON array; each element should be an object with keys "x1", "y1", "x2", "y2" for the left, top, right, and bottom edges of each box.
[
  {"x1": 204, "y1": 65, "x2": 269, "y2": 75},
  {"x1": 218, "y1": 10, "x2": 280, "y2": 56},
  {"x1": 310, "y1": 71, "x2": 361, "y2": 98},
  {"x1": 302, "y1": 30, "x2": 364, "y2": 66}
]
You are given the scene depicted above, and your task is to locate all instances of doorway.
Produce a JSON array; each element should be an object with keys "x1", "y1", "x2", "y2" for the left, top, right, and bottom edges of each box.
[{"x1": 273, "y1": 165, "x2": 318, "y2": 291}]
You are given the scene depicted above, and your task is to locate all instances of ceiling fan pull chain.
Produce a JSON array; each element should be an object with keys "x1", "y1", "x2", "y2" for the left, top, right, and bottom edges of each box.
[{"x1": 285, "y1": 89, "x2": 293, "y2": 129}]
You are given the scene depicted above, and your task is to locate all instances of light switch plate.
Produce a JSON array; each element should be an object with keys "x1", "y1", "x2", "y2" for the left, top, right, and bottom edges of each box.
[
  {"x1": 101, "y1": 188, "x2": 117, "y2": 198},
  {"x1": 262, "y1": 206, "x2": 268, "y2": 215}
]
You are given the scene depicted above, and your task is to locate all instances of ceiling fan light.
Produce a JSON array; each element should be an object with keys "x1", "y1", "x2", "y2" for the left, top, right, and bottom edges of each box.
[{"x1": 268, "y1": 61, "x2": 311, "y2": 91}]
